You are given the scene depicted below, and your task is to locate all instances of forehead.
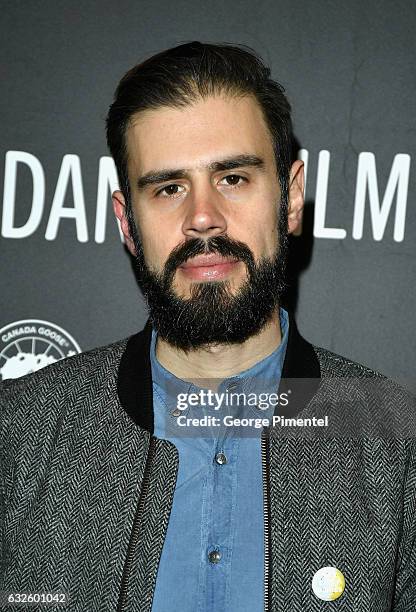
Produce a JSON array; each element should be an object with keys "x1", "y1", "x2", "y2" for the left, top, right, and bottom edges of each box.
[{"x1": 125, "y1": 94, "x2": 275, "y2": 173}]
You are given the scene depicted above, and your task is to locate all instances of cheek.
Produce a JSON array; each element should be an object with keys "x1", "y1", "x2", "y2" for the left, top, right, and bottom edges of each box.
[
  {"x1": 248, "y1": 206, "x2": 279, "y2": 256},
  {"x1": 265, "y1": 202, "x2": 280, "y2": 248},
  {"x1": 132, "y1": 214, "x2": 156, "y2": 264},
  {"x1": 141, "y1": 235, "x2": 165, "y2": 269},
  {"x1": 133, "y1": 209, "x2": 159, "y2": 263},
  {"x1": 139, "y1": 222, "x2": 182, "y2": 271}
]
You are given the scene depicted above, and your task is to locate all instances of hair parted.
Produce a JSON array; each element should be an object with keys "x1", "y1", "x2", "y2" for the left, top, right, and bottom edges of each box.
[{"x1": 106, "y1": 40, "x2": 294, "y2": 230}]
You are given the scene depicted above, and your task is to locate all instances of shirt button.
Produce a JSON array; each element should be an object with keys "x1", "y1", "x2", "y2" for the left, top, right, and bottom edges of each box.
[
  {"x1": 208, "y1": 549, "x2": 222, "y2": 564},
  {"x1": 171, "y1": 408, "x2": 182, "y2": 417},
  {"x1": 214, "y1": 452, "x2": 227, "y2": 465}
]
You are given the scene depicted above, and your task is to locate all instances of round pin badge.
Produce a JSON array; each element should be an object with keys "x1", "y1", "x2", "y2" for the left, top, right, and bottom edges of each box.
[{"x1": 312, "y1": 566, "x2": 345, "y2": 601}]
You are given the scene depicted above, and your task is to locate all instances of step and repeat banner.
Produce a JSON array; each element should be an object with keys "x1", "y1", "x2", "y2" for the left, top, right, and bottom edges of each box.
[{"x1": 1, "y1": 1, "x2": 415, "y2": 390}]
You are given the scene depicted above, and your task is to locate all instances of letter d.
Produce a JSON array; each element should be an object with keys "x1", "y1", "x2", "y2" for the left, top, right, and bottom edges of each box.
[{"x1": 2, "y1": 151, "x2": 45, "y2": 238}]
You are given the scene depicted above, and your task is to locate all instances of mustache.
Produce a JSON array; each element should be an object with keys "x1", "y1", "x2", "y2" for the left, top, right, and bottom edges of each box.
[{"x1": 162, "y1": 235, "x2": 256, "y2": 288}]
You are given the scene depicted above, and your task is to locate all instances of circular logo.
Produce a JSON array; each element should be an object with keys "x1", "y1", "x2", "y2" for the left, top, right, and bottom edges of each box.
[
  {"x1": 312, "y1": 566, "x2": 345, "y2": 601},
  {"x1": 0, "y1": 319, "x2": 81, "y2": 381}
]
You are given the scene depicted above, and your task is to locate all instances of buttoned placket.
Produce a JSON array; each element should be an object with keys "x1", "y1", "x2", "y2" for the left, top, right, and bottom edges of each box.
[
  {"x1": 198, "y1": 376, "x2": 239, "y2": 612},
  {"x1": 196, "y1": 372, "x2": 276, "y2": 612}
]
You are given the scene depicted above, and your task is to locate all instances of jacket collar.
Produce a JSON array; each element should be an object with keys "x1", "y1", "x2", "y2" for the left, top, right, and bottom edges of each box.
[{"x1": 117, "y1": 310, "x2": 321, "y2": 434}]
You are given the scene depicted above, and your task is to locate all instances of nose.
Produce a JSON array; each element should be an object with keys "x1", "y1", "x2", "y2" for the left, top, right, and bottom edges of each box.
[{"x1": 181, "y1": 178, "x2": 227, "y2": 240}]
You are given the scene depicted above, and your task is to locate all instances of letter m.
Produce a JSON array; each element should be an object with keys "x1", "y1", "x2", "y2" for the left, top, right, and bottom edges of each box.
[{"x1": 353, "y1": 152, "x2": 410, "y2": 242}]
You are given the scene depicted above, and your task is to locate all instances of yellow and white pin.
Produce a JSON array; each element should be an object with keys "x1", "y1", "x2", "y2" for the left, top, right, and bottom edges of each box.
[{"x1": 312, "y1": 566, "x2": 345, "y2": 601}]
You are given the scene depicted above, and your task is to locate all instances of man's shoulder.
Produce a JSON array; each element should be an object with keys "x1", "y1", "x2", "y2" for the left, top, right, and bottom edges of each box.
[
  {"x1": 311, "y1": 344, "x2": 386, "y2": 379},
  {"x1": 0, "y1": 333, "x2": 136, "y2": 429},
  {"x1": 1, "y1": 335, "x2": 130, "y2": 395},
  {"x1": 309, "y1": 344, "x2": 416, "y2": 436},
  {"x1": 310, "y1": 342, "x2": 411, "y2": 400}
]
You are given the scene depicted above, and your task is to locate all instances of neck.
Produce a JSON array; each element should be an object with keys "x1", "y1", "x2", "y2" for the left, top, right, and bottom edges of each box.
[{"x1": 155, "y1": 306, "x2": 282, "y2": 382}]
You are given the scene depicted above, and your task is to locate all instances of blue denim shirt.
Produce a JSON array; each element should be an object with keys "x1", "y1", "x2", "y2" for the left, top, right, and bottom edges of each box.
[{"x1": 150, "y1": 308, "x2": 289, "y2": 612}]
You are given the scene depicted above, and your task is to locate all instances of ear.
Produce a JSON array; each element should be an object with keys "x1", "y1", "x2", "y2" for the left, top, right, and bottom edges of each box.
[
  {"x1": 287, "y1": 159, "x2": 305, "y2": 235},
  {"x1": 112, "y1": 190, "x2": 137, "y2": 257}
]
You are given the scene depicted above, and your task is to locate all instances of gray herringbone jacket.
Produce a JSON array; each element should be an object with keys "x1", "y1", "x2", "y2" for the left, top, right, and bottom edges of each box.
[{"x1": 1, "y1": 313, "x2": 415, "y2": 611}]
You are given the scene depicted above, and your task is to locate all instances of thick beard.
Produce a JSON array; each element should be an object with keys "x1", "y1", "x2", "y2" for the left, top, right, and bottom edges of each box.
[{"x1": 129, "y1": 217, "x2": 288, "y2": 352}]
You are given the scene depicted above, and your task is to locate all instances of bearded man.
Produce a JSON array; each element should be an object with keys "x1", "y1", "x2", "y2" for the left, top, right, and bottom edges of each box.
[{"x1": 1, "y1": 41, "x2": 415, "y2": 612}]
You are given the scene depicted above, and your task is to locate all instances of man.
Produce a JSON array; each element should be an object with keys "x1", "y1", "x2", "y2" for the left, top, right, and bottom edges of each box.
[{"x1": 0, "y1": 41, "x2": 415, "y2": 612}]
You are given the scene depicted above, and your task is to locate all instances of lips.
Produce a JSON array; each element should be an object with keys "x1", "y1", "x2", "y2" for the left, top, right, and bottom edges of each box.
[
  {"x1": 178, "y1": 254, "x2": 240, "y2": 281},
  {"x1": 179, "y1": 254, "x2": 239, "y2": 269}
]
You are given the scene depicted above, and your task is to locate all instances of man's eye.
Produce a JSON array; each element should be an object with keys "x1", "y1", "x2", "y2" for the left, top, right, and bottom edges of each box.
[
  {"x1": 220, "y1": 174, "x2": 247, "y2": 187},
  {"x1": 156, "y1": 184, "x2": 185, "y2": 197}
]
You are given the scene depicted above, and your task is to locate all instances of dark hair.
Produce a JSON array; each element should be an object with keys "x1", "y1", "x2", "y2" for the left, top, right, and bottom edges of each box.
[{"x1": 106, "y1": 41, "x2": 294, "y2": 232}]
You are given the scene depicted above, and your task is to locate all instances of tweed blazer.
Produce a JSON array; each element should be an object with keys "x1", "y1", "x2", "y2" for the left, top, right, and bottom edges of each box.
[{"x1": 0, "y1": 312, "x2": 415, "y2": 612}]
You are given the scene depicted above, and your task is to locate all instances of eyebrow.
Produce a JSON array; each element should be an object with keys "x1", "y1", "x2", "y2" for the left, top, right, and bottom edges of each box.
[{"x1": 136, "y1": 154, "x2": 266, "y2": 191}]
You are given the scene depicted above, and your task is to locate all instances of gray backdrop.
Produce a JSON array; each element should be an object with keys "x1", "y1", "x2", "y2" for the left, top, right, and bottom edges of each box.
[{"x1": 1, "y1": 0, "x2": 415, "y2": 391}]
